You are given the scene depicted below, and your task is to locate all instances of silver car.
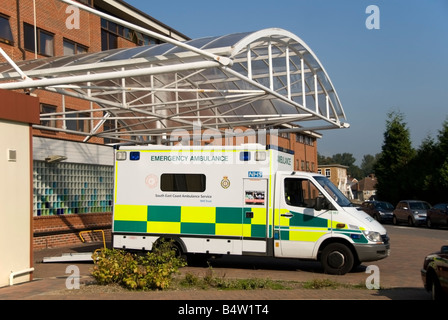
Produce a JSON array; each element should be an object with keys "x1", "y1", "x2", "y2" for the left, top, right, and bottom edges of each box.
[{"x1": 393, "y1": 200, "x2": 431, "y2": 227}]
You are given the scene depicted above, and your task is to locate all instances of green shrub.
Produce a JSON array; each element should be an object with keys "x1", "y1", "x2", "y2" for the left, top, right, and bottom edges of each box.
[{"x1": 92, "y1": 240, "x2": 186, "y2": 290}]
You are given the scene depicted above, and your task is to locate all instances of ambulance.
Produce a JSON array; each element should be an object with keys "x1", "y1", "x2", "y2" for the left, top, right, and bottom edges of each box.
[{"x1": 112, "y1": 144, "x2": 390, "y2": 275}]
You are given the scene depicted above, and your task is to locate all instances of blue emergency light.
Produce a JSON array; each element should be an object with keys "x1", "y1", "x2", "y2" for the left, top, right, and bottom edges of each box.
[
  {"x1": 240, "y1": 151, "x2": 251, "y2": 161},
  {"x1": 130, "y1": 152, "x2": 140, "y2": 161}
]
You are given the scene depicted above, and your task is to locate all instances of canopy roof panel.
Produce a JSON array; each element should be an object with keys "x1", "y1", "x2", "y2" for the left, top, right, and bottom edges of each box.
[{"x1": 0, "y1": 27, "x2": 349, "y2": 144}]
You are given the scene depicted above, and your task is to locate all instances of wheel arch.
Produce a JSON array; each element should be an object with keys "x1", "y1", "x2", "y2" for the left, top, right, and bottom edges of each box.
[
  {"x1": 316, "y1": 235, "x2": 359, "y2": 263},
  {"x1": 154, "y1": 235, "x2": 188, "y2": 254}
]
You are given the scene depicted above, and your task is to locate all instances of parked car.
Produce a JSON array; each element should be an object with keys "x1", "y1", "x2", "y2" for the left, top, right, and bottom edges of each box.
[
  {"x1": 361, "y1": 201, "x2": 394, "y2": 223},
  {"x1": 392, "y1": 200, "x2": 431, "y2": 226},
  {"x1": 421, "y1": 245, "x2": 448, "y2": 300},
  {"x1": 426, "y1": 203, "x2": 448, "y2": 228}
]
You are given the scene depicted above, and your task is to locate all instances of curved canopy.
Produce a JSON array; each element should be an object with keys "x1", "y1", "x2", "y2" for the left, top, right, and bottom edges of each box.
[{"x1": 0, "y1": 27, "x2": 349, "y2": 144}]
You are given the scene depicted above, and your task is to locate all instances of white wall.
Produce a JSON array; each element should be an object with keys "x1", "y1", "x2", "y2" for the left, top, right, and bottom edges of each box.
[
  {"x1": 33, "y1": 137, "x2": 114, "y2": 166},
  {"x1": 0, "y1": 120, "x2": 32, "y2": 287}
]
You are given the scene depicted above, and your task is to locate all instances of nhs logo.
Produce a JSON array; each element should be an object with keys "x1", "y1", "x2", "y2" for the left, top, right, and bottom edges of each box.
[{"x1": 248, "y1": 171, "x2": 263, "y2": 178}]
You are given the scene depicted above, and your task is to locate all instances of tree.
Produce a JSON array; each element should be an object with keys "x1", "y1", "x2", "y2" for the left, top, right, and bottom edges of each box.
[
  {"x1": 434, "y1": 118, "x2": 448, "y2": 200},
  {"x1": 408, "y1": 136, "x2": 437, "y2": 202},
  {"x1": 374, "y1": 110, "x2": 415, "y2": 204},
  {"x1": 360, "y1": 154, "x2": 380, "y2": 178}
]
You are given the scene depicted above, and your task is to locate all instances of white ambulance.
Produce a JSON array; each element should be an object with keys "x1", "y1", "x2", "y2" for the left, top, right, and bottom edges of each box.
[{"x1": 112, "y1": 144, "x2": 390, "y2": 275}]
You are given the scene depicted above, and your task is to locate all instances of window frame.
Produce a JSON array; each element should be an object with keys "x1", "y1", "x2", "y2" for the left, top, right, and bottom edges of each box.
[
  {"x1": 160, "y1": 173, "x2": 206, "y2": 193},
  {"x1": 24, "y1": 23, "x2": 55, "y2": 57},
  {"x1": 40, "y1": 104, "x2": 57, "y2": 128},
  {"x1": 65, "y1": 109, "x2": 91, "y2": 133},
  {"x1": 63, "y1": 38, "x2": 88, "y2": 55},
  {"x1": 0, "y1": 14, "x2": 14, "y2": 45}
]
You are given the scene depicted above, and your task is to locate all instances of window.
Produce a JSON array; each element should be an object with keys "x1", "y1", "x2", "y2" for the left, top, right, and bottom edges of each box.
[
  {"x1": 325, "y1": 169, "x2": 331, "y2": 177},
  {"x1": 434, "y1": 203, "x2": 448, "y2": 210},
  {"x1": 284, "y1": 178, "x2": 320, "y2": 208},
  {"x1": 103, "y1": 116, "x2": 119, "y2": 144},
  {"x1": 0, "y1": 14, "x2": 13, "y2": 44},
  {"x1": 101, "y1": 28, "x2": 118, "y2": 51},
  {"x1": 24, "y1": 23, "x2": 54, "y2": 56},
  {"x1": 63, "y1": 39, "x2": 88, "y2": 55},
  {"x1": 66, "y1": 110, "x2": 90, "y2": 133},
  {"x1": 100, "y1": 18, "x2": 162, "y2": 51},
  {"x1": 101, "y1": 19, "x2": 119, "y2": 50},
  {"x1": 314, "y1": 175, "x2": 352, "y2": 207},
  {"x1": 40, "y1": 104, "x2": 57, "y2": 128},
  {"x1": 161, "y1": 174, "x2": 206, "y2": 192}
]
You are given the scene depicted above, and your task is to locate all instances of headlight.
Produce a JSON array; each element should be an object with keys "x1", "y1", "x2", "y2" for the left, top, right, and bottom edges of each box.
[{"x1": 362, "y1": 230, "x2": 383, "y2": 243}]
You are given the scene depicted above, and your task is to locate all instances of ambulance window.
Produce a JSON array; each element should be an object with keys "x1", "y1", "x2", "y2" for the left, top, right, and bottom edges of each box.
[
  {"x1": 284, "y1": 178, "x2": 319, "y2": 208},
  {"x1": 161, "y1": 174, "x2": 206, "y2": 192}
]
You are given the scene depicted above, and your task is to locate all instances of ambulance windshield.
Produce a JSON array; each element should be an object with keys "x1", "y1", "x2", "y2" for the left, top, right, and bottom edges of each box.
[{"x1": 314, "y1": 176, "x2": 353, "y2": 207}]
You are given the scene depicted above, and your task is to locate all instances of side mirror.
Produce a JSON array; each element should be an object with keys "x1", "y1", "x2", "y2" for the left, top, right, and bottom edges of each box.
[
  {"x1": 315, "y1": 197, "x2": 324, "y2": 211},
  {"x1": 315, "y1": 197, "x2": 335, "y2": 211}
]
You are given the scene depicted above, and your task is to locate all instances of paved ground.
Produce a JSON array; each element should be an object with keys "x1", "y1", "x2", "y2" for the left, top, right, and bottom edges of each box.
[{"x1": 0, "y1": 238, "x2": 432, "y2": 301}]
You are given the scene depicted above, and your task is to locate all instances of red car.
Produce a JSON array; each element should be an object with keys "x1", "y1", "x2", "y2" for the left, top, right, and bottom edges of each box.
[
  {"x1": 421, "y1": 245, "x2": 448, "y2": 300},
  {"x1": 426, "y1": 203, "x2": 448, "y2": 228}
]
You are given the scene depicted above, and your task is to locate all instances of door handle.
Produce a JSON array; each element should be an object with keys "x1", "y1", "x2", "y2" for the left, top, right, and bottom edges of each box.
[{"x1": 281, "y1": 212, "x2": 294, "y2": 218}]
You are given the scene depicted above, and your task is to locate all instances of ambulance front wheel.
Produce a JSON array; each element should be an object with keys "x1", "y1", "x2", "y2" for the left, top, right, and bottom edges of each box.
[{"x1": 320, "y1": 243, "x2": 354, "y2": 275}]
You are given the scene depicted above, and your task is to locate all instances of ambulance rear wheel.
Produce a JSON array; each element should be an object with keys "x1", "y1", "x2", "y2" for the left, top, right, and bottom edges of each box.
[
  {"x1": 155, "y1": 238, "x2": 187, "y2": 261},
  {"x1": 320, "y1": 243, "x2": 354, "y2": 275}
]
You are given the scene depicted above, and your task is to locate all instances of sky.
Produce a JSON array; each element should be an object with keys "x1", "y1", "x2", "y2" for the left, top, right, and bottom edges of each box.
[{"x1": 125, "y1": 0, "x2": 448, "y2": 165}]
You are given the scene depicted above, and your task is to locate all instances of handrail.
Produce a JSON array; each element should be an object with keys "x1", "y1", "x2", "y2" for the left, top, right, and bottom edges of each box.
[{"x1": 79, "y1": 229, "x2": 106, "y2": 251}]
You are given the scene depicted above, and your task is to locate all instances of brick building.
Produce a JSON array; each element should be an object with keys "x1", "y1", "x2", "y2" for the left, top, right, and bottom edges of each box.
[
  {"x1": 0, "y1": 1, "x2": 343, "y2": 250},
  {"x1": 0, "y1": 0, "x2": 189, "y2": 249}
]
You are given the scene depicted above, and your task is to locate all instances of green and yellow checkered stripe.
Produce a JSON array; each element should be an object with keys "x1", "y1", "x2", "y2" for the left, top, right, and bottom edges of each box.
[
  {"x1": 275, "y1": 209, "x2": 368, "y2": 244},
  {"x1": 113, "y1": 205, "x2": 269, "y2": 238}
]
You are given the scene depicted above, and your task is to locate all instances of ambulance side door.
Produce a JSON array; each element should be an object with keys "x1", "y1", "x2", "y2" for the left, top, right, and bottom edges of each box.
[
  {"x1": 276, "y1": 177, "x2": 331, "y2": 259},
  {"x1": 242, "y1": 178, "x2": 269, "y2": 254}
]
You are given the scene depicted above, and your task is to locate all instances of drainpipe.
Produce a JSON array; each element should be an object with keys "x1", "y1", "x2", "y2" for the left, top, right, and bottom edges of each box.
[
  {"x1": 16, "y1": 0, "x2": 26, "y2": 60},
  {"x1": 33, "y1": 0, "x2": 37, "y2": 59}
]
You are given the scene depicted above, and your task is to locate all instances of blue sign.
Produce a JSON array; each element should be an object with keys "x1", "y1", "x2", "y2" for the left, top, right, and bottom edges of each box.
[{"x1": 248, "y1": 171, "x2": 263, "y2": 178}]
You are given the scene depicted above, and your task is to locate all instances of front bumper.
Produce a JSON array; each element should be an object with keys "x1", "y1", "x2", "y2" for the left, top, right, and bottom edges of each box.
[
  {"x1": 421, "y1": 268, "x2": 428, "y2": 291},
  {"x1": 413, "y1": 216, "x2": 426, "y2": 225},
  {"x1": 354, "y1": 243, "x2": 390, "y2": 263}
]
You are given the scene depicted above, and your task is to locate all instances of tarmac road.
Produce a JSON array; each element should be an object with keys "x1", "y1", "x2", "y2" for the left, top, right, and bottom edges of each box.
[{"x1": 0, "y1": 224, "x2": 445, "y2": 301}]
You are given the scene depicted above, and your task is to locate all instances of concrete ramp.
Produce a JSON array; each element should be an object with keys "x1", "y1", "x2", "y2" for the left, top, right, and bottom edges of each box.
[{"x1": 43, "y1": 252, "x2": 94, "y2": 263}]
